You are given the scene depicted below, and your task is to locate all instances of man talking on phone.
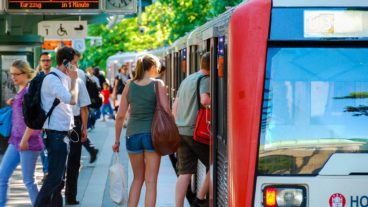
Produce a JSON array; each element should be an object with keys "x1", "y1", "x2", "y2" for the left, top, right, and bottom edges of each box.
[{"x1": 35, "y1": 47, "x2": 78, "y2": 207}]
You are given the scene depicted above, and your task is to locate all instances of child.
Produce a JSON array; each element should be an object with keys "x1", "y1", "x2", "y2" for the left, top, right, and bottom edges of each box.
[{"x1": 101, "y1": 82, "x2": 115, "y2": 121}]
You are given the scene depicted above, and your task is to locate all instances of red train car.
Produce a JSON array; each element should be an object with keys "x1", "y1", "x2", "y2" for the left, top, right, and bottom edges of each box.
[{"x1": 230, "y1": 0, "x2": 368, "y2": 206}]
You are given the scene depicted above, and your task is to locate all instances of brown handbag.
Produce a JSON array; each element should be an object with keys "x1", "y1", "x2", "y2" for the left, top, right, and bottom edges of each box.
[{"x1": 152, "y1": 81, "x2": 180, "y2": 156}]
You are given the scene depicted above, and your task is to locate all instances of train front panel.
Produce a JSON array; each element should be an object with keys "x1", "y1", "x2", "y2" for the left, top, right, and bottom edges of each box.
[{"x1": 229, "y1": 0, "x2": 368, "y2": 206}]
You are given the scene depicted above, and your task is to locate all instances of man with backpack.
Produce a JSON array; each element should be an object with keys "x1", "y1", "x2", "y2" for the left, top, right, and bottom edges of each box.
[{"x1": 34, "y1": 47, "x2": 78, "y2": 207}]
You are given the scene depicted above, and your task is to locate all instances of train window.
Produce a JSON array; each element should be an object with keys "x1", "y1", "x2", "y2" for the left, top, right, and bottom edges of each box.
[{"x1": 258, "y1": 47, "x2": 368, "y2": 175}]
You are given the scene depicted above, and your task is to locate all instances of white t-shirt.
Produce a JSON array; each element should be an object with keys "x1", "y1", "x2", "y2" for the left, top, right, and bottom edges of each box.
[{"x1": 41, "y1": 68, "x2": 75, "y2": 131}]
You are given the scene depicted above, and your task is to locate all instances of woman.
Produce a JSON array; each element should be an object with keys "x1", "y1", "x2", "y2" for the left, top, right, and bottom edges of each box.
[
  {"x1": 113, "y1": 54, "x2": 169, "y2": 207},
  {"x1": 0, "y1": 60, "x2": 43, "y2": 207}
]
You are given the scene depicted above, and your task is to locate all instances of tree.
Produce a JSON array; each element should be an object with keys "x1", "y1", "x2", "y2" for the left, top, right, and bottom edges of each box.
[
  {"x1": 334, "y1": 92, "x2": 368, "y2": 116},
  {"x1": 81, "y1": 0, "x2": 242, "y2": 70}
]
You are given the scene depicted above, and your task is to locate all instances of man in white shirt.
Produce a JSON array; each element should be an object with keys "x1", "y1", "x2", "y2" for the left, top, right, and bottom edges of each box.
[{"x1": 35, "y1": 47, "x2": 78, "y2": 207}]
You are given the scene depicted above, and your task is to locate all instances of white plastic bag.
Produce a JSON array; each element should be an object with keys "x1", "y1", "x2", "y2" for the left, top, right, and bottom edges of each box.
[{"x1": 109, "y1": 152, "x2": 128, "y2": 205}]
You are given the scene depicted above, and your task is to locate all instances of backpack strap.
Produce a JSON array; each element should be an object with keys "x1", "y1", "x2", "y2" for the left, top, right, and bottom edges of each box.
[
  {"x1": 45, "y1": 72, "x2": 61, "y2": 126},
  {"x1": 196, "y1": 75, "x2": 209, "y2": 109}
]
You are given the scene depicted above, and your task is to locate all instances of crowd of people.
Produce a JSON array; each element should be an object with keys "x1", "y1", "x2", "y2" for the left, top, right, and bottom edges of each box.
[{"x1": 0, "y1": 46, "x2": 211, "y2": 207}]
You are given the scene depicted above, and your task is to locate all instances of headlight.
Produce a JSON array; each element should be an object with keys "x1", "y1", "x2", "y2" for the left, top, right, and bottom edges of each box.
[{"x1": 263, "y1": 185, "x2": 307, "y2": 207}]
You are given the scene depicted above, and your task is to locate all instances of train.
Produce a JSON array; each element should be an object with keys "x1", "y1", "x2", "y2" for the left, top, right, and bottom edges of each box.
[{"x1": 107, "y1": 0, "x2": 368, "y2": 206}]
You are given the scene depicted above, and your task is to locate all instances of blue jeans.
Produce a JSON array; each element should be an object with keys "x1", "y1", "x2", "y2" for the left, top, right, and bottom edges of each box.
[
  {"x1": 101, "y1": 102, "x2": 114, "y2": 117},
  {"x1": 40, "y1": 133, "x2": 48, "y2": 174},
  {"x1": 40, "y1": 149, "x2": 48, "y2": 174},
  {"x1": 88, "y1": 108, "x2": 100, "y2": 128},
  {"x1": 35, "y1": 132, "x2": 69, "y2": 207},
  {"x1": 0, "y1": 144, "x2": 40, "y2": 207}
]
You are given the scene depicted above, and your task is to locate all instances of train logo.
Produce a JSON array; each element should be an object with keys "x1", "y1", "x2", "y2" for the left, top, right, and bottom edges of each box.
[{"x1": 329, "y1": 193, "x2": 346, "y2": 207}]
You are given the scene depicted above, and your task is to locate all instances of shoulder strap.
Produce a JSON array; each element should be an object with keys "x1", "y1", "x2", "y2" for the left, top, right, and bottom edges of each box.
[
  {"x1": 155, "y1": 81, "x2": 161, "y2": 108},
  {"x1": 196, "y1": 75, "x2": 208, "y2": 108},
  {"x1": 45, "y1": 71, "x2": 61, "y2": 125},
  {"x1": 48, "y1": 71, "x2": 61, "y2": 80}
]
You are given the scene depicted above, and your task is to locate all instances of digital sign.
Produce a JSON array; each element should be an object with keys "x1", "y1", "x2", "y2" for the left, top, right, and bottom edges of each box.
[{"x1": 7, "y1": 0, "x2": 100, "y2": 10}]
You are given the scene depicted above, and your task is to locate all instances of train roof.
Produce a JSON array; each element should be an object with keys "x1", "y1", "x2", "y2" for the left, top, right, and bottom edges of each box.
[
  {"x1": 187, "y1": 7, "x2": 236, "y2": 46},
  {"x1": 106, "y1": 51, "x2": 144, "y2": 67},
  {"x1": 107, "y1": 47, "x2": 168, "y2": 67},
  {"x1": 273, "y1": 0, "x2": 368, "y2": 7},
  {"x1": 148, "y1": 47, "x2": 168, "y2": 58},
  {"x1": 171, "y1": 33, "x2": 189, "y2": 52}
]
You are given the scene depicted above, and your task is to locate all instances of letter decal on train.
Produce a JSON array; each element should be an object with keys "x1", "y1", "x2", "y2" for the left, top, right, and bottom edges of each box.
[
  {"x1": 351, "y1": 195, "x2": 368, "y2": 207},
  {"x1": 329, "y1": 193, "x2": 346, "y2": 207}
]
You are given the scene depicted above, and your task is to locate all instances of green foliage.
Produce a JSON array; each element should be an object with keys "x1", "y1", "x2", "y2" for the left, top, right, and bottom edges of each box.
[
  {"x1": 81, "y1": 0, "x2": 242, "y2": 70},
  {"x1": 160, "y1": 0, "x2": 212, "y2": 41},
  {"x1": 334, "y1": 92, "x2": 368, "y2": 117},
  {"x1": 210, "y1": 0, "x2": 243, "y2": 17},
  {"x1": 334, "y1": 92, "x2": 368, "y2": 99},
  {"x1": 258, "y1": 155, "x2": 296, "y2": 174}
]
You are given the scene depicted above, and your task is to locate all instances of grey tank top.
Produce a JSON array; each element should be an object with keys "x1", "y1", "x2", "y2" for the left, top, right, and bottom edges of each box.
[{"x1": 126, "y1": 81, "x2": 156, "y2": 136}]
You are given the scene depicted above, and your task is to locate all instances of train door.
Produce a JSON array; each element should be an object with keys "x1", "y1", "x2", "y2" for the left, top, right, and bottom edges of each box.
[
  {"x1": 212, "y1": 36, "x2": 228, "y2": 207},
  {"x1": 193, "y1": 39, "x2": 212, "y2": 200}
]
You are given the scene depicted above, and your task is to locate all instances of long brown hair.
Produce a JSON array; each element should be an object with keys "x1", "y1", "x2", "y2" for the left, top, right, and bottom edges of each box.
[{"x1": 134, "y1": 54, "x2": 160, "y2": 81}]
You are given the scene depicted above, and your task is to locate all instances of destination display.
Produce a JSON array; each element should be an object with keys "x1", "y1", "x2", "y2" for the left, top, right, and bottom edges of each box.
[{"x1": 7, "y1": 0, "x2": 100, "y2": 10}]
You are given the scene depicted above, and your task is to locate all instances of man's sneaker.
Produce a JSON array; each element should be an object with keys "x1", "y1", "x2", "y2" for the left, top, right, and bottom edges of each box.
[
  {"x1": 90, "y1": 149, "x2": 99, "y2": 163},
  {"x1": 192, "y1": 197, "x2": 208, "y2": 207}
]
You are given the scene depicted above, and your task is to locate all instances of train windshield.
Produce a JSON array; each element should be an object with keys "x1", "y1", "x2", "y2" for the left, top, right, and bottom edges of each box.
[{"x1": 258, "y1": 47, "x2": 368, "y2": 175}]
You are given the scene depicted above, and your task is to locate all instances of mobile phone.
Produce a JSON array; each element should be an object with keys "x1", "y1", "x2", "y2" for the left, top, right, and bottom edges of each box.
[{"x1": 63, "y1": 59, "x2": 70, "y2": 69}]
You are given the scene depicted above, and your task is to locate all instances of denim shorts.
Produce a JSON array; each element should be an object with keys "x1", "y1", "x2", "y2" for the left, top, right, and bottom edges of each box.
[{"x1": 126, "y1": 133, "x2": 155, "y2": 154}]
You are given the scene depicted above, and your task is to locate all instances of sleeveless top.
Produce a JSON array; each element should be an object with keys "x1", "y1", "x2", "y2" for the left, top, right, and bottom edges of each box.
[{"x1": 126, "y1": 81, "x2": 156, "y2": 136}]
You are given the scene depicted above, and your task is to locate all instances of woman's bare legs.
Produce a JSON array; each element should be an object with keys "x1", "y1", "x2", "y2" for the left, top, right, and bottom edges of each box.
[
  {"x1": 144, "y1": 151, "x2": 161, "y2": 207},
  {"x1": 128, "y1": 153, "x2": 145, "y2": 207}
]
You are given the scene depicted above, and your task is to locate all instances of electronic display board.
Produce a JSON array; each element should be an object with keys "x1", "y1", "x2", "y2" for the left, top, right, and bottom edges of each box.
[{"x1": 6, "y1": 0, "x2": 100, "y2": 11}]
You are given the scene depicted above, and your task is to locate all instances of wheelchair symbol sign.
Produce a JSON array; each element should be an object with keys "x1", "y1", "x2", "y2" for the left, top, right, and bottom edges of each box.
[
  {"x1": 38, "y1": 21, "x2": 87, "y2": 39},
  {"x1": 57, "y1": 24, "x2": 68, "y2": 37}
]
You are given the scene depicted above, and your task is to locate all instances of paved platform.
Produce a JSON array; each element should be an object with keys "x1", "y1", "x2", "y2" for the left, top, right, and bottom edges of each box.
[{"x1": 2, "y1": 119, "x2": 189, "y2": 207}]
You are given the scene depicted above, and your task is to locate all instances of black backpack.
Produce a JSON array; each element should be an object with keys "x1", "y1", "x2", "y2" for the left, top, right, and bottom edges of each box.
[
  {"x1": 22, "y1": 72, "x2": 60, "y2": 130},
  {"x1": 86, "y1": 76, "x2": 102, "y2": 109}
]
